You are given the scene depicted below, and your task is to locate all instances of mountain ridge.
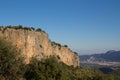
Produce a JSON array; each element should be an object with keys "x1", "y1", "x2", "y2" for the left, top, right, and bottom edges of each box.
[
  {"x1": 80, "y1": 50, "x2": 120, "y2": 66},
  {"x1": 80, "y1": 50, "x2": 120, "y2": 62}
]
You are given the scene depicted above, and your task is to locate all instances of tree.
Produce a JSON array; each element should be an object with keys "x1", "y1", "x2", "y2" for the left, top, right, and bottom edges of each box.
[
  {"x1": 24, "y1": 56, "x2": 70, "y2": 80},
  {"x1": 0, "y1": 38, "x2": 25, "y2": 80}
]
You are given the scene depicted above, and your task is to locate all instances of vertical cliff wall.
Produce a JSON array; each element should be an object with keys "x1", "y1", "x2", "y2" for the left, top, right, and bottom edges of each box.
[{"x1": 0, "y1": 26, "x2": 80, "y2": 67}]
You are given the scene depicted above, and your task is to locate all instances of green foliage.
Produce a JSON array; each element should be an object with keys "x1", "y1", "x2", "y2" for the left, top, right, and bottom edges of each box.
[
  {"x1": 0, "y1": 38, "x2": 25, "y2": 80},
  {"x1": 31, "y1": 27, "x2": 35, "y2": 31},
  {"x1": 51, "y1": 41, "x2": 61, "y2": 47},
  {"x1": 1, "y1": 25, "x2": 48, "y2": 36},
  {"x1": 74, "y1": 52, "x2": 78, "y2": 55},
  {"x1": 64, "y1": 45, "x2": 68, "y2": 47},
  {"x1": 0, "y1": 37, "x2": 116, "y2": 80},
  {"x1": 36, "y1": 28, "x2": 46, "y2": 33},
  {"x1": 2, "y1": 25, "x2": 23, "y2": 32},
  {"x1": 36, "y1": 28, "x2": 42, "y2": 32},
  {"x1": 23, "y1": 27, "x2": 32, "y2": 31},
  {"x1": 14, "y1": 25, "x2": 23, "y2": 29},
  {"x1": 25, "y1": 56, "x2": 65, "y2": 80},
  {"x1": 2, "y1": 25, "x2": 35, "y2": 32},
  {"x1": 24, "y1": 56, "x2": 115, "y2": 80},
  {"x1": 110, "y1": 68, "x2": 120, "y2": 80}
]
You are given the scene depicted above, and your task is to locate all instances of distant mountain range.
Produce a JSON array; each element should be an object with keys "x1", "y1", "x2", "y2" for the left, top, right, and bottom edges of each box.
[{"x1": 80, "y1": 50, "x2": 120, "y2": 66}]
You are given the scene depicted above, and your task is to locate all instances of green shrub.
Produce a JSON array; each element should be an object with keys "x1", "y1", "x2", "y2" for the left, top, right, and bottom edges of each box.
[
  {"x1": 36, "y1": 28, "x2": 46, "y2": 33},
  {"x1": 36, "y1": 28, "x2": 42, "y2": 32},
  {"x1": 31, "y1": 27, "x2": 35, "y2": 31},
  {"x1": 14, "y1": 25, "x2": 23, "y2": 29},
  {"x1": 64, "y1": 45, "x2": 68, "y2": 47}
]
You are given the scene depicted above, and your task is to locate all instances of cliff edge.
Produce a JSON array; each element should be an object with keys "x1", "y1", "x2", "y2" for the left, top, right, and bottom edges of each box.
[{"x1": 0, "y1": 26, "x2": 80, "y2": 67}]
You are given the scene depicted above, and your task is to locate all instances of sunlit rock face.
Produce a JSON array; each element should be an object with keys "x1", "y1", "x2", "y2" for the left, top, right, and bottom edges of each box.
[{"x1": 0, "y1": 27, "x2": 80, "y2": 67}]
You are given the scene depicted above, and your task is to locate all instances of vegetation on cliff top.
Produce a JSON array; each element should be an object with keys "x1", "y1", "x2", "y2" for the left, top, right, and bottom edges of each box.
[
  {"x1": 0, "y1": 25, "x2": 46, "y2": 33},
  {"x1": 0, "y1": 38, "x2": 117, "y2": 80}
]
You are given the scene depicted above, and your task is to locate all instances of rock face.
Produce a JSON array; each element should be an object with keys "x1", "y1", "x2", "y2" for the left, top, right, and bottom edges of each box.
[{"x1": 0, "y1": 26, "x2": 80, "y2": 67}]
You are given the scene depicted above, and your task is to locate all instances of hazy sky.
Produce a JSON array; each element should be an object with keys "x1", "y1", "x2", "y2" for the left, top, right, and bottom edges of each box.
[{"x1": 0, "y1": 0, "x2": 120, "y2": 55}]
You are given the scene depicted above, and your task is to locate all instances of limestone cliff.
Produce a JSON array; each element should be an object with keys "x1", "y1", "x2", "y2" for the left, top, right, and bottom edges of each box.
[{"x1": 0, "y1": 26, "x2": 80, "y2": 67}]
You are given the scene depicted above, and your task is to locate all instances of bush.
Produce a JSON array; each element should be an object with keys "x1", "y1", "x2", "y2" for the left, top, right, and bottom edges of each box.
[
  {"x1": 36, "y1": 28, "x2": 42, "y2": 32},
  {"x1": 74, "y1": 52, "x2": 78, "y2": 55},
  {"x1": 24, "y1": 56, "x2": 70, "y2": 80},
  {"x1": 14, "y1": 25, "x2": 23, "y2": 29},
  {"x1": 24, "y1": 55, "x2": 116, "y2": 80},
  {"x1": 64, "y1": 45, "x2": 68, "y2": 47},
  {"x1": 31, "y1": 27, "x2": 35, "y2": 31},
  {"x1": 36, "y1": 28, "x2": 46, "y2": 33}
]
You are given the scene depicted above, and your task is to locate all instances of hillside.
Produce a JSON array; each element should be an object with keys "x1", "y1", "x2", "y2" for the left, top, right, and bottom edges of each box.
[
  {"x1": 0, "y1": 25, "x2": 79, "y2": 67},
  {"x1": 80, "y1": 50, "x2": 120, "y2": 66},
  {"x1": 0, "y1": 38, "x2": 116, "y2": 80},
  {"x1": 80, "y1": 50, "x2": 120, "y2": 80},
  {"x1": 0, "y1": 26, "x2": 118, "y2": 80}
]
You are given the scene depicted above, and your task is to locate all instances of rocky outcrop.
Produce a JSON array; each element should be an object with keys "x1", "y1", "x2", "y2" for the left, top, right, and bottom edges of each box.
[{"x1": 0, "y1": 26, "x2": 80, "y2": 67}]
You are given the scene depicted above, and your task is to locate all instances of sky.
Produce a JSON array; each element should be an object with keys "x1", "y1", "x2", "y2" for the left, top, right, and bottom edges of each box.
[{"x1": 0, "y1": 0, "x2": 120, "y2": 55}]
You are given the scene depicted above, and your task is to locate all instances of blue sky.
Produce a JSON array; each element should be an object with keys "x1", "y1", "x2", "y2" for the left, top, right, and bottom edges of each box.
[{"x1": 0, "y1": 0, "x2": 120, "y2": 55}]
